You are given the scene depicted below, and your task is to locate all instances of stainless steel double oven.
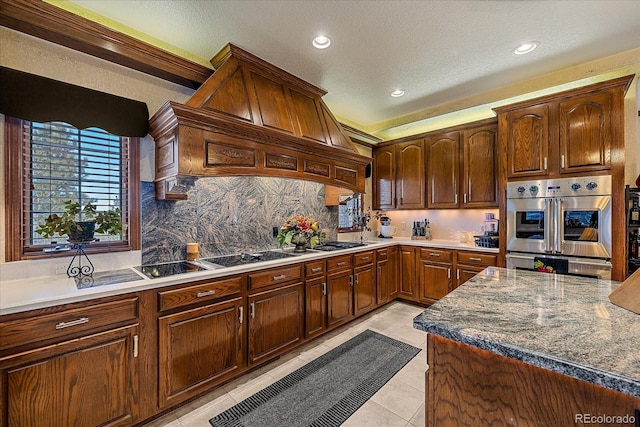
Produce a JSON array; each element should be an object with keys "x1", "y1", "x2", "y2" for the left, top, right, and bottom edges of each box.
[{"x1": 506, "y1": 175, "x2": 612, "y2": 279}]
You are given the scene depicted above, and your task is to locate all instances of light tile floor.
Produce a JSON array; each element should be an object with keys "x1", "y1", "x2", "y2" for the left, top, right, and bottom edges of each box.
[{"x1": 141, "y1": 301, "x2": 428, "y2": 427}]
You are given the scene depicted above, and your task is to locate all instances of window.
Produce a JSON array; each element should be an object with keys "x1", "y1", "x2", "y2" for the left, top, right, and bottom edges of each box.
[{"x1": 4, "y1": 117, "x2": 140, "y2": 260}]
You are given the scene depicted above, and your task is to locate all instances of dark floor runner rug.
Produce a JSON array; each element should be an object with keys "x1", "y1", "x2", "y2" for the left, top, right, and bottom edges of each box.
[{"x1": 209, "y1": 329, "x2": 421, "y2": 427}]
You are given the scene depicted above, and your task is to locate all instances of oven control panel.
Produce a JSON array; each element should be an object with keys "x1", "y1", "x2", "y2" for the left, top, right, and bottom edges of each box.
[{"x1": 507, "y1": 176, "x2": 611, "y2": 199}]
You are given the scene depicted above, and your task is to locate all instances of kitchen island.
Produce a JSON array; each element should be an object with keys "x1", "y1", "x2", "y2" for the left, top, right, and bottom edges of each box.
[{"x1": 413, "y1": 267, "x2": 640, "y2": 425}]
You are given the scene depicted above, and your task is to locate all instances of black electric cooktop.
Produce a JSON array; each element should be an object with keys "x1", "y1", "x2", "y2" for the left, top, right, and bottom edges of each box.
[
  {"x1": 200, "y1": 251, "x2": 299, "y2": 268},
  {"x1": 135, "y1": 261, "x2": 206, "y2": 279},
  {"x1": 312, "y1": 241, "x2": 367, "y2": 251}
]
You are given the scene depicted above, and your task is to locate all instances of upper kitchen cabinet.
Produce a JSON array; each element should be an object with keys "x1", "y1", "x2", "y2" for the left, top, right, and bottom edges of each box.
[
  {"x1": 427, "y1": 119, "x2": 498, "y2": 209},
  {"x1": 372, "y1": 138, "x2": 425, "y2": 210},
  {"x1": 495, "y1": 75, "x2": 633, "y2": 180},
  {"x1": 149, "y1": 43, "x2": 370, "y2": 200}
]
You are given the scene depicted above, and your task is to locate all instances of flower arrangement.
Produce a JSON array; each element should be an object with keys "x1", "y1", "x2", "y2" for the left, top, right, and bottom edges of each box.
[{"x1": 277, "y1": 215, "x2": 324, "y2": 249}]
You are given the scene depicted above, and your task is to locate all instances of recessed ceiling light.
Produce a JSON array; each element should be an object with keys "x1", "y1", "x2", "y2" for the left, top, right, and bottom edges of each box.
[
  {"x1": 312, "y1": 35, "x2": 331, "y2": 49},
  {"x1": 513, "y1": 42, "x2": 539, "y2": 55},
  {"x1": 390, "y1": 89, "x2": 405, "y2": 98}
]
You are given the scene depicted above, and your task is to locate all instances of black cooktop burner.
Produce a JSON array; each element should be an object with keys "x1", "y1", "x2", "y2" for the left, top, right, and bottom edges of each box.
[
  {"x1": 135, "y1": 261, "x2": 205, "y2": 279},
  {"x1": 201, "y1": 251, "x2": 299, "y2": 268}
]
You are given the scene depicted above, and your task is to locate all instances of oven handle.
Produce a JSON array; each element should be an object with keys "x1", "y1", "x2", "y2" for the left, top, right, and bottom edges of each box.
[
  {"x1": 544, "y1": 198, "x2": 553, "y2": 253},
  {"x1": 555, "y1": 198, "x2": 564, "y2": 254}
]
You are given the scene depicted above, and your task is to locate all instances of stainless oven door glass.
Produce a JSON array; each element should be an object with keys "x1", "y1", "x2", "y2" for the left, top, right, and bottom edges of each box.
[
  {"x1": 507, "y1": 197, "x2": 550, "y2": 254},
  {"x1": 557, "y1": 195, "x2": 611, "y2": 258}
]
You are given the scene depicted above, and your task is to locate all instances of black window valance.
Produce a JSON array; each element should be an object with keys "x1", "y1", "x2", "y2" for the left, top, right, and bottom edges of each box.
[{"x1": 0, "y1": 66, "x2": 149, "y2": 137}]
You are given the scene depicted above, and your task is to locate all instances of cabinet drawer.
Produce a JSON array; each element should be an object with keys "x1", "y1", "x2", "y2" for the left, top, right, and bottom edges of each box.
[
  {"x1": 305, "y1": 260, "x2": 326, "y2": 278},
  {"x1": 0, "y1": 297, "x2": 138, "y2": 350},
  {"x1": 420, "y1": 248, "x2": 453, "y2": 263},
  {"x1": 158, "y1": 276, "x2": 242, "y2": 311},
  {"x1": 376, "y1": 248, "x2": 389, "y2": 261},
  {"x1": 354, "y1": 250, "x2": 375, "y2": 266},
  {"x1": 327, "y1": 254, "x2": 353, "y2": 272},
  {"x1": 457, "y1": 251, "x2": 497, "y2": 266},
  {"x1": 249, "y1": 265, "x2": 303, "y2": 290}
]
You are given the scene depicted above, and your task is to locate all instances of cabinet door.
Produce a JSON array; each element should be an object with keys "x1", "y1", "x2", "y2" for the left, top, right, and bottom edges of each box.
[
  {"x1": 427, "y1": 132, "x2": 460, "y2": 208},
  {"x1": 158, "y1": 297, "x2": 244, "y2": 408},
  {"x1": 354, "y1": 264, "x2": 376, "y2": 316},
  {"x1": 1, "y1": 325, "x2": 139, "y2": 427},
  {"x1": 327, "y1": 269, "x2": 354, "y2": 329},
  {"x1": 387, "y1": 247, "x2": 399, "y2": 299},
  {"x1": 462, "y1": 123, "x2": 498, "y2": 208},
  {"x1": 305, "y1": 275, "x2": 327, "y2": 339},
  {"x1": 419, "y1": 261, "x2": 452, "y2": 303},
  {"x1": 456, "y1": 264, "x2": 485, "y2": 288},
  {"x1": 506, "y1": 104, "x2": 550, "y2": 179},
  {"x1": 373, "y1": 145, "x2": 396, "y2": 210},
  {"x1": 248, "y1": 283, "x2": 304, "y2": 366},
  {"x1": 396, "y1": 139, "x2": 426, "y2": 209},
  {"x1": 377, "y1": 259, "x2": 391, "y2": 305},
  {"x1": 559, "y1": 92, "x2": 612, "y2": 174},
  {"x1": 398, "y1": 246, "x2": 417, "y2": 300}
]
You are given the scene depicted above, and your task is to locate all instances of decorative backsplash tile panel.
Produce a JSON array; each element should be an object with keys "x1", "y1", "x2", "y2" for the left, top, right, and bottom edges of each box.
[{"x1": 141, "y1": 177, "x2": 338, "y2": 264}]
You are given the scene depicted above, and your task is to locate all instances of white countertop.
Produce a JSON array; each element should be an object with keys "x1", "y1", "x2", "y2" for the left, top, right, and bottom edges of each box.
[{"x1": 0, "y1": 238, "x2": 497, "y2": 315}]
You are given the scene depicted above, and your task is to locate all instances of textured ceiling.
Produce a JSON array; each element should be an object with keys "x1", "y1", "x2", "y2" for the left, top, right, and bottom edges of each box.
[{"x1": 64, "y1": 0, "x2": 640, "y2": 137}]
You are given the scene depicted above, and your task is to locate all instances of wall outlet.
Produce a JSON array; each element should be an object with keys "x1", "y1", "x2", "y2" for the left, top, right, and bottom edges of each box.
[
  {"x1": 55, "y1": 263, "x2": 68, "y2": 275},
  {"x1": 272, "y1": 226, "x2": 279, "y2": 237}
]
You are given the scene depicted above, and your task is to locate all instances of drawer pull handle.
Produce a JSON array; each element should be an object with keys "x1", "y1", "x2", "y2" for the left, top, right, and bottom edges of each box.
[
  {"x1": 430, "y1": 253, "x2": 441, "y2": 257},
  {"x1": 311, "y1": 267, "x2": 322, "y2": 273},
  {"x1": 239, "y1": 306, "x2": 243, "y2": 324},
  {"x1": 360, "y1": 256, "x2": 370, "y2": 261},
  {"x1": 250, "y1": 302, "x2": 255, "y2": 318},
  {"x1": 55, "y1": 317, "x2": 89, "y2": 330},
  {"x1": 322, "y1": 282, "x2": 327, "y2": 296},
  {"x1": 196, "y1": 290, "x2": 216, "y2": 298},
  {"x1": 337, "y1": 262, "x2": 346, "y2": 266},
  {"x1": 273, "y1": 274, "x2": 286, "y2": 280},
  {"x1": 469, "y1": 257, "x2": 482, "y2": 261}
]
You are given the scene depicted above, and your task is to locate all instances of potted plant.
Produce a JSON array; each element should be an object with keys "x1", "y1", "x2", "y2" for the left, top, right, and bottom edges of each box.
[
  {"x1": 35, "y1": 200, "x2": 122, "y2": 242},
  {"x1": 277, "y1": 215, "x2": 325, "y2": 252}
]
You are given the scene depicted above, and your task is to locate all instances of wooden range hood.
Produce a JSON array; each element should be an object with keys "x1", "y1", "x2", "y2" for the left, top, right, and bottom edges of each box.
[{"x1": 149, "y1": 43, "x2": 370, "y2": 200}]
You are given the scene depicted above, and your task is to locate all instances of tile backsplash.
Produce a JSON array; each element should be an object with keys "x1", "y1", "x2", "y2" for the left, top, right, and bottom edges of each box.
[{"x1": 141, "y1": 177, "x2": 338, "y2": 264}]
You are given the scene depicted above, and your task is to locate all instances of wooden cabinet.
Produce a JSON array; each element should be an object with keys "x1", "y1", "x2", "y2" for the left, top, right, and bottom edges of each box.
[
  {"x1": 495, "y1": 76, "x2": 632, "y2": 180},
  {"x1": 398, "y1": 246, "x2": 418, "y2": 301},
  {"x1": 427, "y1": 132, "x2": 459, "y2": 208},
  {"x1": 305, "y1": 260, "x2": 327, "y2": 339},
  {"x1": 372, "y1": 145, "x2": 395, "y2": 210},
  {"x1": 372, "y1": 139, "x2": 425, "y2": 210},
  {"x1": 248, "y1": 282, "x2": 304, "y2": 366},
  {"x1": 0, "y1": 295, "x2": 140, "y2": 426},
  {"x1": 158, "y1": 296, "x2": 244, "y2": 408},
  {"x1": 455, "y1": 251, "x2": 497, "y2": 288},
  {"x1": 326, "y1": 254, "x2": 354, "y2": 329},
  {"x1": 353, "y1": 250, "x2": 376, "y2": 316},
  {"x1": 377, "y1": 247, "x2": 398, "y2": 305},
  {"x1": 419, "y1": 248, "x2": 454, "y2": 304},
  {"x1": 427, "y1": 120, "x2": 498, "y2": 209}
]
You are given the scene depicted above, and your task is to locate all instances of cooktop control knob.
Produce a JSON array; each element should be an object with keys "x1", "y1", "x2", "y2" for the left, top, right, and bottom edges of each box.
[
  {"x1": 517, "y1": 186, "x2": 525, "y2": 194},
  {"x1": 571, "y1": 183, "x2": 581, "y2": 191},
  {"x1": 586, "y1": 182, "x2": 598, "y2": 190}
]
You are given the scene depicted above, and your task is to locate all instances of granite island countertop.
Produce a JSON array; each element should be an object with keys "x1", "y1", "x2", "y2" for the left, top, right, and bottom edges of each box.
[{"x1": 413, "y1": 267, "x2": 640, "y2": 398}]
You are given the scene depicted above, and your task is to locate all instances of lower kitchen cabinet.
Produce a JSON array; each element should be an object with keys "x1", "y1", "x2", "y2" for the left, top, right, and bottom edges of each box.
[
  {"x1": 419, "y1": 248, "x2": 454, "y2": 304},
  {"x1": 157, "y1": 296, "x2": 245, "y2": 408},
  {"x1": 377, "y1": 247, "x2": 398, "y2": 305},
  {"x1": 248, "y1": 282, "x2": 304, "y2": 366},
  {"x1": 353, "y1": 250, "x2": 376, "y2": 316},
  {"x1": 455, "y1": 251, "x2": 498, "y2": 288},
  {"x1": 305, "y1": 260, "x2": 327, "y2": 339},
  {"x1": 399, "y1": 246, "x2": 418, "y2": 300},
  {"x1": 327, "y1": 255, "x2": 354, "y2": 329},
  {"x1": 0, "y1": 325, "x2": 139, "y2": 427}
]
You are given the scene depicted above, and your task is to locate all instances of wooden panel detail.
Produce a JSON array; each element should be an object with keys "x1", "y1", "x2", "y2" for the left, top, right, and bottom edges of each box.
[
  {"x1": 373, "y1": 146, "x2": 395, "y2": 209},
  {"x1": 427, "y1": 132, "x2": 459, "y2": 208},
  {"x1": 205, "y1": 140, "x2": 256, "y2": 167},
  {"x1": 0, "y1": 297, "x2": 138, "y2": 351},
  {"x1": 420, "y1": 248, "x2": 453, "y2": 263},
  {"x1": 457, "y1": 251, "x2": 497, "y2": 266},
  {"x1": 463, "y1": 124, "x2": 498, "y2": 208},
  {"x1": 353, "y1": 250, "x2": 375, "y2": 266},
  {"x1": 334, "y1": 166, "x2": 358, "y2": 187},
  {"x1": 265, "y1": 152, "x2": 298, "y2": 171},
  {"x1": 201, "y1": 66, "x2": 253, "y2": 122},
  {"x1": 304, "y1": 160, "x2": 331, "y2": 177},
  {"x1": 158, "y1": 276, "x2": 242, "y2": 312},
  {"x1": 156, "y1": 136, "x2": 177, "y2": 173},
  {"x1": 327, "y1": 254, "x2": 353, "y2": 272},
  {"x1": 320, "y1": 103, "x2": 355, "y2": 150},
  {"x1": 507, "y1": 105, "x2": 550, "y2": 178},
  {"x1": 426, "y1": 334, "x2": 640, "y2": 426},
  {"x1": 289, "y1": 89, "x2": 327, "y2": 143},
  {"x1": 396, "y1": 139, "x2": 425, "y2": 209},
  {"x1": 248, "y1": 265, "x2": 303, "y2": 290},
  {"x1": 250, "y1": 71, "x2": 295, "y2": 134},
  {"x1": 305, "y1": 260, "x2": 326, "y2": 277}
]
